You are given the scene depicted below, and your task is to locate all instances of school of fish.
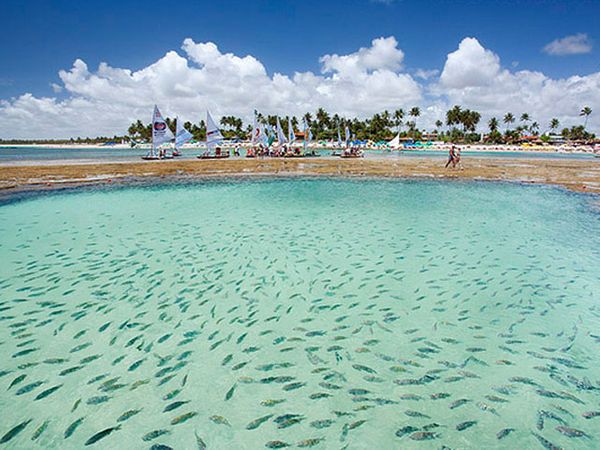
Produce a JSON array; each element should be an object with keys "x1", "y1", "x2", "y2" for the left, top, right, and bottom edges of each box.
[{"x1": 0, "y1": 179, "x2": 599, "y2": 449}]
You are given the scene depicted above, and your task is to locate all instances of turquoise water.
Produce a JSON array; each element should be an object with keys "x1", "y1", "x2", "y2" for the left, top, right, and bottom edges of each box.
[
  {"x1": 0, "y1": 146, "x2": 596, "y2": 162},
  {"x1": 0, "y1": 179, "x2": 599, "y2": 450}
]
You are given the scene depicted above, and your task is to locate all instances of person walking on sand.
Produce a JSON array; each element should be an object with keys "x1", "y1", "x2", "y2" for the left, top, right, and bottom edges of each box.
[
  {"x1": 445, "y1": 145, "x2": 456, "y2": 168},
  {"x1": 453, "y1": 146, "x2": 463, "y2": 170}
]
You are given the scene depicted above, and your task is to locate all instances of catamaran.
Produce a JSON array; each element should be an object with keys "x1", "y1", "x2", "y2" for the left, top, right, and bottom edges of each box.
[
  {"x1": 142, "y1": 105, "x2": 174, "y2": 160},
  {"x1": 198, "y1": 110, "x2": 229, "y2": 159},
  {"x1": 173, "y1": 118, "x2": 193, "y2": 157}
]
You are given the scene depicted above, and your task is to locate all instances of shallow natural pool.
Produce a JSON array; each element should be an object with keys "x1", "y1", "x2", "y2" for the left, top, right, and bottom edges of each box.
[{"x1": 0, "y1": 179, "x2": 599, "y2": 449}]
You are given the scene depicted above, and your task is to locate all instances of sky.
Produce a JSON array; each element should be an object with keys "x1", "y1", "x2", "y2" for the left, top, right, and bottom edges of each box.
[{"x1": 0, "y1": 0, "x2": 599, "y2": 139}]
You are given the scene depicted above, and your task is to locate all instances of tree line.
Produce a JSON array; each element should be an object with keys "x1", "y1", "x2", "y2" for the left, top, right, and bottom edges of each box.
[
  {"x1": 126, "y1": 106, "x2": 594, "y2": 144},
  {"x1": 1, "y1": 106, "x2": 593, "y2": 144}
]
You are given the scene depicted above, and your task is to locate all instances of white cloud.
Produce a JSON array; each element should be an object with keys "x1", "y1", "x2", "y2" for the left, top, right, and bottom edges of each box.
[
  {"x1": 433, "y1": 37, "x2": 600, "y2": 132},
  {"x1": 0, "y1": 36, "x2": 598, "y2": 139},
  {"x1": 439, "y1": 37, "x2": 501, "y2": 89},
  {"x1": 414, "y1": 69, "x2": 439, "y2": 80},
  {"x1": 0, "y1": 37, "x2": 422, "y2": 139},
  {"x1": 543, "y1": 33, "x2": 592, "y2": 56}
]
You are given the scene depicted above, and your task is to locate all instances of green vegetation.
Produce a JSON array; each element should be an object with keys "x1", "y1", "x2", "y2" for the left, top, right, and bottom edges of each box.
[{"x1": 1, "y1": 106, "x2": 594, "y2": 145}]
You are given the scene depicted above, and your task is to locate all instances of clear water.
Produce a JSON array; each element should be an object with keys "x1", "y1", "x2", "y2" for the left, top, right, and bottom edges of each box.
[
  {"x1": 0, "y1": 146, "x2": 595, "y2": 162},
  {"x1": 0, "y1": 179, "x2": 599, "y2": 450}
]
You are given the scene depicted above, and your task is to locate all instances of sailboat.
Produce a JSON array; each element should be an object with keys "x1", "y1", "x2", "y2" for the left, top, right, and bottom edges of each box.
[
  {"x1": 340, "y1": 125, "x2": 363, "y2": 158},
  {"x1": 288, "y1": 117, "x2": 295, "y2": 145},
  {"x1": 142, "y1": 105, "x2": 174, "y2": 160},
  {"x1": 303, "y1": 118, "x2": 318, "y2": 157},
  {"x1": 276, "y1": 117, "x2": 288, "y2": 148},
  {"x1": 197, "y1": 110, "x2": 229, "y2": 159},
  {"x1": 173, "y1": 118, "x2": 193, "y2": 157},
  {"x1": 388, "y1": 132, "x2": 401, "y2": 149}
]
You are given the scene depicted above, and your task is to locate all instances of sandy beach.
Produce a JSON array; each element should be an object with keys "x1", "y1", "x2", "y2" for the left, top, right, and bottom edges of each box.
[{"x1": 1, "y1": 156, "x2": 599, "y2": 197}]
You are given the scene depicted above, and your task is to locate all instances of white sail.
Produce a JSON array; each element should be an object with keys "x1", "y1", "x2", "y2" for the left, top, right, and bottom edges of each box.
[
  {"x1": 151, "y1": 105, "x2": 174, "y2": 156},
  {"x1": 337, "y1": 128, "x2": 343, "y2": 147},
  {"x1": 251, "y1": 113, "x2": 260, "y2": 144},
  {"x1": 175, "y1": 118, "x2": 193, "y2": 149},
  {"x1": 388, "y1": 132, "x2": 401, "y2": 148},
  {"x1": 206, "y1": 110, "x2": 224, "y2": 148},
  {"x1": 288, "y1": 117, "x2": 295, "y2": 143},
  {"x1": 261, "y1": 123, "x2": 269, "y2": 146},
  {"x1": 345, "y1": 126, "x2": 351, "y2": 146},
  {"x1": 276, "y1": 117, "x2": 288, "y2": 145}
]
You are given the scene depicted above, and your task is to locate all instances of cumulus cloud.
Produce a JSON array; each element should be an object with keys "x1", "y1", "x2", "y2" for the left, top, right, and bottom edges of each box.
[
  {"x1": 543, "y1": 33, "x2": 592, "y2": 56},
  {"x1": 434, "y1": 37, "x2": 600, "y2": 132},
  {"x1": 0, "y1": 36, "x2": 598, "y2": 139},
  {"x1": 0, "y1": 37, "x2": 422, "y2": 139}
]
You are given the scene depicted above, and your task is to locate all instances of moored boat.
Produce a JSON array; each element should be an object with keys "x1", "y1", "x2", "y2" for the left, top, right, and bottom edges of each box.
[{"x1": 143, "y1": 105, "x2": 174, "y2": 160}]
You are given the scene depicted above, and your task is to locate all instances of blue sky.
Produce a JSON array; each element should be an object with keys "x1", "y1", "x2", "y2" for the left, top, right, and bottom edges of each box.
[
  {"x1": 1, "y1": 0, "x2": 599, "y2": 138},
  {"x1": 2, "y1": 0, "x2": 598, "y2": 99}
]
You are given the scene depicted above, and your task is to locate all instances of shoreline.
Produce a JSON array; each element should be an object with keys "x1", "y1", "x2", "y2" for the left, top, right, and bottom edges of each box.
[
  {"x1": 1, "y1": 157, "x2": 599, "y2": 200},
  {"x1": 1, "y1": 143, "x2": 598, "y2": 155}
]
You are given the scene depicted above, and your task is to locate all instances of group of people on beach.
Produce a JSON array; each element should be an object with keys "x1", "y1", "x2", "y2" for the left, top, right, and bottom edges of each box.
[
  {"x1": 445, "y1": 145, "x2": 463, "y2": 169},
  {"x1": 245, "y1": 144, "x2": 318, "y2": 158}
]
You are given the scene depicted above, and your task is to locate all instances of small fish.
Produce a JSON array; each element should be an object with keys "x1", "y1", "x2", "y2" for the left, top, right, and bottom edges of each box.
[
  {"x1": 497, "y1": 428, "x2": 515, "y2": 439},
  {"x1": 395, "y1": 425, "x2": 419, "y2": 438},
  {"x1": 456, "y1": 420, "x2": 477, "y2": 431},
  {"x1": 309, "y1": 392, "x2": 331, "y2": 399},
  {"x1": 352, "y1": 364, "x2": 377, "y2": 374},
  {"x1": 297, "y1": 438, "x2": 324, "y2": 447},
  {"x1": 311, "y1": 419, "x2": 334, "y2": 429},
  {"x1": 64, "y1": 417, "x2": 85, "y2": 439},
  {"x1": 246, "y1": 414, "x2": 273, "y2": 430},
  {"x1": 409, "y1": 431, "x2": 439, "y2": 440},
  {"x1": 33, "y1": 384, "x2": 62, "y2": 401},
  {"x1": 555, "y1": 426, "x2": 589, "y2": 438},
  {"x1": 225, "y1": 384, "x2": 236, "y2": 401},
  {"x1": 209, "y1": 415, "x2": 230, "y2": 426},
  {"x1": 260, "y1": 399, "x2": 286, "y2": 407},
  {"x1": 84, "y1": 425, "x2": 121, "y2": 446},
  {"x1": 171, "y1": 411, "x2": 198, "y2": 425},
  {"x1": 28, "y1": 419, "x2": 49, "y2": 442},
  {"x1": 117, "y1": 409, "x2": 143, "y2": 422},
  {"x1": 582, "y1": 411, "x2": 600, "y2": 419},
  {"x1": 1, "y1": 419, "x2": 32, "y2": 444},
  {"x1": 265, "y1": 441, "x2": 290, "y2": 448},
  {"x1": 71, "y1": 398, "x2": 82, "y2": 412},
  {"x1": 15, "y1": 381, "x2": 44, "y2": 396},
  {"x1": 195, "y1": 430, "x2": 207, "y2": 450},
  {"x1": 86, "y1": 395, "x2": 111, "y2": 405},
  {"x1": 142, "y1": 429, "x2": 171, "y2": 441},
  {"x1": 7, "y1": 374, "x2": 26, "y2": 390},
  {"x1": 149, "y1": 444, "x2": 173, "y2": 450},
  {"x1": 163, "y1": 401, "x2": 189, "y2": 413}
]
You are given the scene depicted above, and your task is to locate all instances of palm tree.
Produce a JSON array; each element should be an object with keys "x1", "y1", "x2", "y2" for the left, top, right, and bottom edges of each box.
[
  {"x1": 580, "y1": 106, "x2": 592, "y2": 129},
  {"x1": 549, "y1": 118, "x2": 560, "y2": 134},
  {"x1": 503, "y1": 113, "x2": 515, "y2": 132},
  {"x1": 530, "y1": 121, "x2": 539, "y2": 136},
  {"x1": 446, "y1": 105, "x2": 462, "y2": 129},
  {"x1": 409, "y1": 107, "x2": 420, "y2": 135},
  {"x1": 519, "y1": 113, "x2": 530, "y2": 136},
  {"x1": 435, "y1": 120, "x2": 443, "y2": 134},
  {"x1": 393, "y1": 109, "x2": 404, "y2": 133},
  {"x1": 315, "y1": 108, "x2": 331, "y2": 135},
  {"x1": 488, "y1": 117, "x2": 499, "y2": 133}
]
